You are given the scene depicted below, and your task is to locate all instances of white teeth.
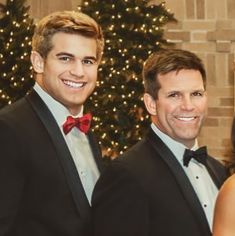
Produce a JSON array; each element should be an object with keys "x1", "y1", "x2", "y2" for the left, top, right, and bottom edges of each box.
[
  {"x1": 178, "y1": 117, "x2": 195, "y2": 121},
  {"x1": 63, "y1": 80, "x2": 84, "y2": 88}
]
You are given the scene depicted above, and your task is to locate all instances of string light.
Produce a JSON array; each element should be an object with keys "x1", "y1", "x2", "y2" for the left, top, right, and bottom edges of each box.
[
  {"x1": 76, "y1": 0, "x2": 175, "y2": 157},
  {"x1": 0, "y1": 0, "x2": 35, "y2": 109}
]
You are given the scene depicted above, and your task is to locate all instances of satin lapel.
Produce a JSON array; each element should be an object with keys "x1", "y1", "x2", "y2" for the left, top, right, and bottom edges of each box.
[
  {"x1": 206, "y1": 158, "x2": 223, "y2": 189},
  {"x1": 146, "y1": 129, "x2": 211, "y2": 235},
  {"x1": 26, "y1": 90, "x2": 91, "y2": 221},
  {"x1": 87, "y1": 132, "x2": 103, "y2": 172}
]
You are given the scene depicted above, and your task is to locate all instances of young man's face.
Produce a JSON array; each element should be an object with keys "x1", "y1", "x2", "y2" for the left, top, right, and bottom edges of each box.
[
  {"x1": 146, "y1": 69, "x2": 207, "y2": 148},
  {"x1": 32, "y1": 32, "x2": 98, "y2": 115}
]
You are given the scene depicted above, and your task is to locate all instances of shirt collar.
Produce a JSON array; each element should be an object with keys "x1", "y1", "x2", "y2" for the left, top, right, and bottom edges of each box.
[
  {"x1": 150, "y1": 123, "x2": 198, "y2": 163},
  {"x1": 33, "y1": 83, "x2": 84, "y2": 127}
]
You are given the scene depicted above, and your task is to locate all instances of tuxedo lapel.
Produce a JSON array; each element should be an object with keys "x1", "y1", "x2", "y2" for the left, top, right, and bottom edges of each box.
[
  {"x1": 26, "y1": 90, "x2": 91, "y2": 222},
  {"x1": 87, "y1": 132, "x2": 103, "y2": 172},
  {"x1": 206, "y1": 157, "x2": 225, "y2": 189},
  {"x1": 146, "y1": 129, "x2": 211, "y2": 235}
]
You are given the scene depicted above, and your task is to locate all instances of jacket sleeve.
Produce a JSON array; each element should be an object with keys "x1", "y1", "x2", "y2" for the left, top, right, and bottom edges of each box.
[
  {"x1": 0, "y1": 119, "x2": 25, "y2": 234},
  {"x1": 91, "y1": 161, "x2": 149, "y2": 236}
]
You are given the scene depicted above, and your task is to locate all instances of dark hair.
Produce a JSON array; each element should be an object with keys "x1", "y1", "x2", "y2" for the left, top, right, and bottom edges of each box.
[{"x1": 142, "y1": 48, "x2": 206, "y2": 99}]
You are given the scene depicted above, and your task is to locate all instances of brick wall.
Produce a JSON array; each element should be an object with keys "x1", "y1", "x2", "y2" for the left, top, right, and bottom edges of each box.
[
  {"x1": 0, "y1": 0, "x2": 233, "y2": 161},
  {"x1": 163, "y1": 0, "x2": 235, "y2": 162}
]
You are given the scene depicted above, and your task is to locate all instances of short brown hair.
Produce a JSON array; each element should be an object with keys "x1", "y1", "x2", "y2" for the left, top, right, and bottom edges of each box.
[
  {"x1": 142, "y1": 48, "x2": 206, "y2": 99},
  {"x1": 32, "y1": 11, "x2": 104, "y2": 61}
]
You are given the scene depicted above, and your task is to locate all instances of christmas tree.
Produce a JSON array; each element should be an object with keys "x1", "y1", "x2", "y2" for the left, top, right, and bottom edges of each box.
[
  {"x1": 0, "y1": 0, "x2": 35, "y2": 108},
  {"x1": 80, "y1": 0, "x2": 176, "y2": 158}
]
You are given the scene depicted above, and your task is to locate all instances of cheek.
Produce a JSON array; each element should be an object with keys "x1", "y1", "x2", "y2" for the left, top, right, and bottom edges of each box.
[
  {"x1": 44, "y1": 63, "x2": 61, "y2": 77},
  {"x1": 196, "y1": 99, "x2": 208, "y2": 113},
  {"x1": 156, "y1": 100, "x2": 176, "y2": 115},
  {"x1": 85, "y1": 67, "x2": 98, "y2": 80}
]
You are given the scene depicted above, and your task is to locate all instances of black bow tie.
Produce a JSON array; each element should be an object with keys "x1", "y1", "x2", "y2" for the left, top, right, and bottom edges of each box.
[{"x1": 183, "y1": 146, "x2": 207, "y2": 167}]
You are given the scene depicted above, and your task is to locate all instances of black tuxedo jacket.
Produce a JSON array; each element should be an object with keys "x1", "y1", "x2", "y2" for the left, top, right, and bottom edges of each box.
[
  {"x1": 92, "y1": 129, "x2": 228, "y2": 236},
  {"x1": 0, "y1": 90, "x2": 103, "y2": 236}
]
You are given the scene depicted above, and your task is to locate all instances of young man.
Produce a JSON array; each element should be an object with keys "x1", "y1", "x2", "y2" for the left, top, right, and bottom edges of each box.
[
  {"x1": 0, "y1": 11, "x2": 104, "y2": 236},
  {"x1": 92, "y1": 49, "x2": 228, "y2": 236}
]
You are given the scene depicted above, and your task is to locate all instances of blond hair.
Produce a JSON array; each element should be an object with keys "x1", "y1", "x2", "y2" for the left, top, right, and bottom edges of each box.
[{"x1": 32, "y1": 11, "x2": 104, "y2": 61}]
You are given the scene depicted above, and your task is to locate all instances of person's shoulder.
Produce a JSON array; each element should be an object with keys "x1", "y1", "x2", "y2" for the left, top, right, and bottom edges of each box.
[
  {"x1": 213, "y1": 174, "x2": 235, "y2": 236},
  {"x1": 116, "y1": 138, "x2": 152, "y2": 165},
  {"x1": 0, "y1": 97, "x2": 26, "y2": 117},
  {"x1": 218, "y1": 174, "x2": 235, "y2": 202},
  {"x1": 221, "y1": 174, "x2": 235, "y2": 191}
]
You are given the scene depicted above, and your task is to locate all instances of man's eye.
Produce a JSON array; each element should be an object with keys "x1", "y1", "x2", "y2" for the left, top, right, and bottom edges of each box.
[
  {"x1": 168, "y1": 93, "x2": 179, "y2": 98},
  {"x1": 82, "y1": 59, "x2": 96, "y2": 65},
  {"x1": 59, "y1": 56, "x2": 71, "y2": 61},
  {"x1": 192, "y1": 91, "x2": 203, "y2": 96}
]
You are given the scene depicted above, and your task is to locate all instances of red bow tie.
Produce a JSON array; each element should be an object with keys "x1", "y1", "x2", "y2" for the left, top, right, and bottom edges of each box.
[{"x1": 63, "y1": 113, "x2": 92, "y2": 135}]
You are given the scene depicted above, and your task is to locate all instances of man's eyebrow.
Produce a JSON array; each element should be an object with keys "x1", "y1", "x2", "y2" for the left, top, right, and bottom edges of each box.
[
  {"x1": 191, "y1": 89, "x2": 206, "y2": 93},
  {"x1": 55, "y1": 52, "x2": 97, "y2": 61},
  {"x1": 56, "y1": 52, "x2": 74, "y2": 57},
  {"x1": 83, "y1": 56, "x2": 97, "y2": 61}
]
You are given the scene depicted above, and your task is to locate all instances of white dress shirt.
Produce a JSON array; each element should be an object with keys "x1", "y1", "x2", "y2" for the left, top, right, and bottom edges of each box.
[
  {"x1": 34, "y1": 83, "x2": 100, "y2": 205},
  {"x1": 151, "y1": 123, "x2": 218, "y2": 230}
]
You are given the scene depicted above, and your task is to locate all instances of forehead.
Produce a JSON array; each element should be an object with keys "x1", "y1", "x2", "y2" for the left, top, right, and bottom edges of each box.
[
  {"x1": 158, "y1": 69, "x2": 205, "y2": 91},
  {"x1": 50, "y1": 32, "x2": 97, "y2": 56}
]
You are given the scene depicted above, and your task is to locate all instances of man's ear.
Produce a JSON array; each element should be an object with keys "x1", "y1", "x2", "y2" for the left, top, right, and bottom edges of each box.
[
  {"x1": 143, "y1": 93, "x2": 157, "y2": 116},
  {"x1": 30, "y1": 51, "x2": 44, "y2": 73}
]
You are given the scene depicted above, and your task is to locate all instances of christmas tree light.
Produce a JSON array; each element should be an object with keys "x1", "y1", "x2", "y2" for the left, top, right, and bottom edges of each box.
[
  {"x1": 0, "y1": 0, "x2": 35, "y2": 108},
  {"x1": 79, "y1": 0, "x2": 177, "y2": 158}
]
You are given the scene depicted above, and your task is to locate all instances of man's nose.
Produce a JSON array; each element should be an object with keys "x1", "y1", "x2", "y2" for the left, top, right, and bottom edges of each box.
[
  {"x1": 69, "y1": 60, "x2": 84, "y2": 77},
  {"x1": 180, "y1": 96, "x2": 194, "y2": 110}
]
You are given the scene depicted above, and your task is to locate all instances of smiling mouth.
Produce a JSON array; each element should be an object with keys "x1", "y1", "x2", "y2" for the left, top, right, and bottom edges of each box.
[
  {"x1": 62, "y1": 79, "x2": 86, "y2": 89},
  {"x1": 177, "y1": 117, "x2": 196, "y2": 121}
]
